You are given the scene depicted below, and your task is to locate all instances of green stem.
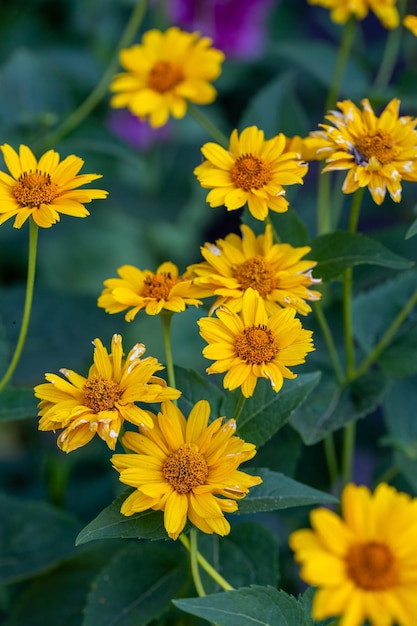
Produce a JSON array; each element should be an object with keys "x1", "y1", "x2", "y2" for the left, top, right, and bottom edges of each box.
[
  {"x1": 313, "y1": 302, "x2": 345, "y2": 384},
  {"x1": 354, "y1": 287, "x2": 417, "y2": 379},
  {"x1": 317, "y1": 167, "x2": 332, "y2": 236},
  {"x1": 232, "y1": 393, "x2": 246, "y2": 422},
  {"x1": 325, "y1": 17, "x2": 356, "y2": 113},
  {"x1": 34, "y1": 0, "x2": 148, "y2": 151},
  {"x1": 189, "y1": 528, "x2": 206, "y2": 597},
  {"x1": 160, "y1": 312, "x2": 176, "y2": 392},
  {"x1": 265, "y1": 214, "x2": 281, "y2": 243},
  {"x1": 372, "y1": 0, "x2": 407, "y2": 93},
  {"x1": 341, "y1": 420, "x2": 356, "y2": 485},
  {"x1": 347, "y1": 187, "x2": 364, "y2": 234},
  {"x1": 179, "y1": 534, "x2": 234, "y2": 591},
  {"x1": 187, "y1": 103, "x2": 229, "y2": 147},
  {"x1": 323, "y1": 433, "x2": 339, "y2": 486},
  {"x1": 0, "y1": 220, "x2": 39, "y2": 392}
]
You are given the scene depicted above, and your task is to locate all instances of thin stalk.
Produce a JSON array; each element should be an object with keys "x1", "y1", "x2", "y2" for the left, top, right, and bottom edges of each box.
[
  {"x1": 325, "y1": 17, "x2": 356, "y2": 113},
  {"x1": 313, "y1": 301, "x2": 345, "y2": 384},
  {"x1": 35, "y1": 0, "x2": 148, "y2": 151},
  {"x1": 179, "y1": 534, "x2": 234, "y2": 591},
  {"x1": 160, "y1": 312, "x2": 176, "y2": 392},
  {"x1": 265, "y1": 214, "x2": 281, "y2": 243},
  {"x1": 373, "y1": 0, "x2": 407, "y2": 93},
  {"x1": 0, "y1": 220, "x2": 39, "y2": 392},
  {"x1": 354, "y1": 287, "x2": 417, "y2": 379},
  {"x1": 232, "y1": 393, "x2": 246, "y2": 422},
  {"x1": 187, "y1": 103, "x2": 229, "y2": 147},
  {"x1": 341, "y1": 420, "x2": 356, "y2": 485},
  {"x1": 317, "y1": 168, "x2": 332, "y2": 236},
  {"x1": 323, "y1": 433, "x2": 339, "y2": 486},
  {"x1": 189, "y1": 528, "x2": 206, "y2": 597}
]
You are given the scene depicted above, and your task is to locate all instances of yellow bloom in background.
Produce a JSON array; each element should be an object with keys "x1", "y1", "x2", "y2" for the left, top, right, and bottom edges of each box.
[
  {"x1": 289, "y1": 482, "x2": 417, "y2": 626},
  {"x1": 98, "y1": 261, "x2": 203, "y2": 320},
  {"x1": 307, "y1": 0, "x2": 400, "y2": 28},
  {"x1": 110, "y1": 27, "x2": 225, "y2": 128},
  {"x1": 403, "y1": 14, "x2": 417, "y2": 36},
  {"x1": 0, "y1": 144, "x2": 108, "y2": 228},
  {"x1": 198, "y1": 288, "x2": 314, "y2": 398},
  {"x1": 188, "y1": 224, "x2": 321, "y2": 316},
  {"x1": 112, "y1": 400, "x2": 262, "y2": 540},
  {"x1": 35, "y1": 334, "x2": 180, "y2": 453},
  {"x1": 311, "y1": 98, "x2": 417, "y2": 205},
  {"x1": 194, "y1": 126, "x2": 308, "y2": 221}
]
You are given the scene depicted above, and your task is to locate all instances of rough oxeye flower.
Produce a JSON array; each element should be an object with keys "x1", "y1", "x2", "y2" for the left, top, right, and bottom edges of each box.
[
  {"x1": 109, "y1": 27, "x2": 224, "y2": 129},
  {"x1": 198, "y1": 288, "x2": 315, "y2": 398},
  {"x1": 188, "y1": 224, "x2": 321, "y2": 315},
  {"x1": 311, "y1": 98, "x2": 417, "y2": 205},
  {"x1": 194, "y1": 126, "x2": 308, "y2": 221},
  {"x1": 111, "y1": 399, "x2": 262, "y2": 540},
  {"x1": 403, "y1": 14, "x2": 417, "y2": 36},
  {"x1": 97, "y1": 262, "x2": 204, "y2": 320},
  {"x1": 0, "y1": 144, "x2": 107, "y2": 228},
  {"x1": 289, "y1": 482, "x2": 417, "y2": 626},
  {"x1": 307, "y1": 0, "x2": 400, "y2": 29},
  {"x1": 35, "y1": 334, "x2": 180, "y2": 453}
]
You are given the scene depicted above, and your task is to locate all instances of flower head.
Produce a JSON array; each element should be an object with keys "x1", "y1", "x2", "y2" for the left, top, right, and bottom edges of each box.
[
  {"x1": 198, "y1": 288, "x2": 315, "y2": 397},
  {"x1": 289, "y1": 482, "x2": 417, "y2": 626},
  {"x1": 112, "y1": 399, "x2": 262, "y2": 539},
  {"x1": 308, "y1": 0, "x2": 400, "y2": 28},
  {"x1": 0, "y1": 144, "x2": 107, "y2": 228},
  {"x1": 404, "y1": 14, "x2": 417, "y2": 36},
  {"x1": 35, "y1": 334, "x2": 180, "y2": 453},
  {"x1": 188, "y1": 224, "x2": 321, "y2": 315},
  {"x1": 110, "y1": 27, "x2": 224, "y2": 128},
  {"x1": 312, "y1": 98, "x2": 417, "y2": 205},
  {"x1": 98, "y1": 261, "x2": 204, "y2": 320},
  {"x1": 194, "y1": 126, "x2": 308, "y2": 221}
]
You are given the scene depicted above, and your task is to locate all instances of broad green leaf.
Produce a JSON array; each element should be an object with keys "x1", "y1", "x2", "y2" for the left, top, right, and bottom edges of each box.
[
  {"x1": 309, "y1": 232, "x2": 414, "y2": 281},
  {"x1": 290, "y1": 371, "x2": 388, "y2": 445},
  {"x1": 405, "y1": 217, "x2": 417, "y2": 240},
  {"x1": 382, "y1": 378, "x2": 417, "y2": 458},
  {"x1": 235, "y1": 373, "x2": 321, "y2": 447},
  {"x1": 0, "y1": 492, "x2": 81, "y2": 583},
  {"x1": 242, "y1": 207, "x2": 311, "y2": 248},
  {"x1": 82, "y1": 543, "x2": 187, "y2": 626},
  {"x1": 174, "y1": 365, "x2": 226, "y2": 416},
  {"x1": 237, "y1": 468, "x2": 336, "y2": 515},
  {"x1": 0, "y1": 387, "x2": 38, "y2": 422},
  {"x1": 174, "y1": 585, "x2": 313, "y2": 626},
  {"x1": 76, "y1": 490, "x2": 168, "y2": 546},
  {"x1": 378, "y1": 325, "x2": 417, "y2": 377}
]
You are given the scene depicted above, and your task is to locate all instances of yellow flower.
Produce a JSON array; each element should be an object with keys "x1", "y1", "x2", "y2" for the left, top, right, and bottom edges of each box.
[
  {"x1": 0, "y1": 144, "x2": 107, "y2": 229},
  {"x1": 193, "y1": 126, "x2": 308, "y2": 221},
  {"x1": 35, "y1": 334, "x2": 180, "y2": 453},
  {"x1": 110, "y1": 27, "x2": 225, "y2": 128},
  {"x1": 307, "y1": 0, "x2": 400, "y2": 28},
  {"x1": 111, "y1": 399, "x2": 262, "y2": 540},
  {"x1": 404, "y1": 14, "x2": 417, "y2": 36},
  {"x1": 98, "y1": 261, "x2": 204, "y2": 320},
  {"x1": 188, "y1": 224, "x2": 321, "y2": 316},
  {"x1": 197, "y1": 288, "x2": 315, "y2": 398},
  {"x1": 289, "y1": 482, "x2": 417, "y2": 626},
  {"x1": 311, "y1": 98, "x2": 417, "y2": 205}
]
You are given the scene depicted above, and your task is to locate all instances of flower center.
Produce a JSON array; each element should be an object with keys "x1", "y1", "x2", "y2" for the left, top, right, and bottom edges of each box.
[
  {"x1": 233, "y1": 257, "x2": 275, "y2": 297},
  {"x1": 230, "y1": 154, "x2": 272, "y2": 191},
  {"x1": 12, "y1": 171, "x2": 59, "y2": 208},
  {"x1": 82, "y1": 375, "x2": 122, "y2": 413},
  {"x1": 235, "y1": 324, "x2": 278, "y2": 364},
  {"x1": 142, "y1": 273, "x2": 176, "y2": 300},
  {"x1": 354, "y1": 129, "x2": 396, "y2": 165},
  {"x1": 163, "y1": 445, "x2": 209, "y2": 494},
  {"x1": 345, "y1": 541, "x2": 398, "y2": 590},
  {"x1": 148, "y1": 61, "x2": 183, "y2": 93}
]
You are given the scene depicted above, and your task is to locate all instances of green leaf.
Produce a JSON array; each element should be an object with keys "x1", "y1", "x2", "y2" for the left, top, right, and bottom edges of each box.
[
  {"x1": 290, "y1": 371, "x2": 389, "y2": 445},
  {"x1": 405, "y1": 217, "x2": 417, "y2": 240},
  {"x1": 0, "y1": 387, "x2": 38, "y2": 422},
  {"x1": 382, "y1": 378, "x2": 417, "y2": 458},
  {"x1": 378, "y1": 325, "x2": 417, "y2": 377},
  {"x1": 174, "y1": 586, "x2": 313, "y2": 626},
  {"x1": 309, "y1": 232, "x2": 414, "y2": 281},
  {"x1": 82, "y1": 543, "x2": 187, "y2": 626},
  {"x1": 76, "y1": 490, "x2": 168, "y2": 546},
  {"x1": 0, "y1": 492, "x2": 81, "y2": 583},
  {"x1": 237, "y1": 468, "x2": 336, "y2": 515},
  {"x1": 174, "y1": 365, "x2": 226, "y2": 416},
  {"x1": 236, "y1": 373, "x2": 322, "y2": 447}
]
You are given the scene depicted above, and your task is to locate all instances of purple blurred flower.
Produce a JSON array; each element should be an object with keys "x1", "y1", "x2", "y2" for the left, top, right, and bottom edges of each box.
[
  {"x1": 107, "y1": 109, "x2": 171, "y2": 152},
  {"x1": 167, "y1": 0, "x2": 275, "y2": 59}
]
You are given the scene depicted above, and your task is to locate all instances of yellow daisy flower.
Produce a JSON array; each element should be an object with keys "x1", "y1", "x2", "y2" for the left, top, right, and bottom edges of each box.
[
  {"x1": 289, "y1": 482, "x2": 417, "y2": 626},
  {"x1": 307, "y1": 0, "x2": 400, "y2": 28},
  {"x1": 35, "y1": 334, "x2": 180, "y2": 453},
  {"x1": 188, "y1": 224, "x2": 321, "y2": 316},
  {"x1": 197, "y1": 288, "x2": 315, "y2": 398},
  {"x1": 193, "y1": 125, "x2": 308, "y2": 221},
  {"x1": 110, "y1": 27, "x2": 225, "y2": 128},
  {"x1": 404, "y1": 14, "x2": 417, "y2": 36},
  {"x1": 111, "y1": 399, "x2": 262, "y2": 540},
  {"x1": 311, "y1": 98, "x2": 417, "y2": 205},
  {"x1": 97, "y1": 261, "x2": 204, "y2": 320},
  {"x1": 0, "y1": 144, "x2": 108, "y2": 229}
]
